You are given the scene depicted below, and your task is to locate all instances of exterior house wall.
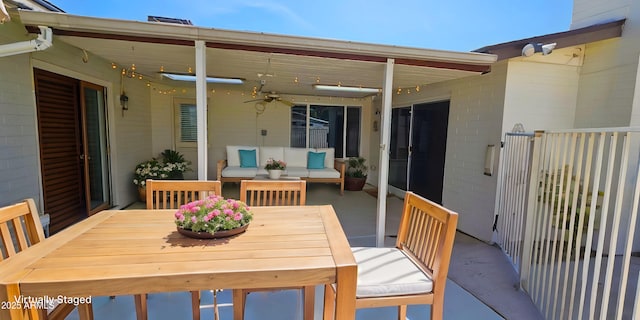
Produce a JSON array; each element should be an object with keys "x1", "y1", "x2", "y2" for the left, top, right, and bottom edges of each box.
[
  {"x1": 502, "y1": 60, "x2": 579, "y2": 133},
  {"x1": 572, "y1": 0, "x2": 640, "y2": 127},
  {"x1": 0, "y1": 22, "x2": 42, "y2": 208},
  {"x1": 573, "y1": 0, "x2": 640, "y2": 252},
  {"x1": 571, "y1": 0, "x2": 631, "y2": 30},
  {"x1": 574, "y1": 38, "x2": 637, "y2": 127},
  {"x1": 148, "y1": 89, "x2": 373, "y2": 180},
  {"x1": 393, "y1": 62, "x2": 507, "y2": 242},
  {"x1": 0, "y1": 20, "x2": 152, "y2": 210}
]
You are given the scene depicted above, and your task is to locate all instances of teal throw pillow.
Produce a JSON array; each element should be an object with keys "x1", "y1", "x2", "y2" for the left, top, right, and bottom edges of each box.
[
  {"x1": 307, "y1": 151, "x2": 326, "y2": 169},
  {"x1": 239, "y1": 149, "x2": 257, "y2": 168}
]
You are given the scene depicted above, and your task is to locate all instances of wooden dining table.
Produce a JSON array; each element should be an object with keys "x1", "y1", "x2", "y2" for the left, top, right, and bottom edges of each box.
[{"x1": 0, "y1": 205, "x2": 357, "y2": 320}]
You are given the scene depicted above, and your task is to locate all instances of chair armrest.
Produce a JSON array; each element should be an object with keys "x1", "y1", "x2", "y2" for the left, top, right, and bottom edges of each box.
[
  {"x1": 217, "y1": 159, "x2": 227, "y2": 180},
  {"x1": 334, "y1": 159, "x2": 346, "y2": 178}
]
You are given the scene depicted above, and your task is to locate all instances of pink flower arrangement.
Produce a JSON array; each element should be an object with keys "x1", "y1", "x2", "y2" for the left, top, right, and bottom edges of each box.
[
  {"x1": 265, "y1": 158, "x2": 287, "y2": 170},
  {"x1": 174, "y1": 195, "x2": 253, "y2": 234}
]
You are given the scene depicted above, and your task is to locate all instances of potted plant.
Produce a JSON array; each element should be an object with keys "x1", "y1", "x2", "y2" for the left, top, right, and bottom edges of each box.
[
  {"x1": 133, "y1": 150, "x2": 191, "y2": 202},
  {"x1": 161, "y1": 149, "x2": 191, "y2": 179},
  {"x1": 264, "y1": 158, "x2": 287, "y2": 179},
  {"x1": 345, "y1": 157, "x2": 368, "y2": 191},
  {"x1": 133, "y1": 158, "x2": 167, "y2": 201}
]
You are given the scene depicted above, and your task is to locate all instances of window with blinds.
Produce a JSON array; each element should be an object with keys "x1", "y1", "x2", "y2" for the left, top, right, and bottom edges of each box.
[{"x1": 180, "y1": 104, "x2": 197, "y2": 142}]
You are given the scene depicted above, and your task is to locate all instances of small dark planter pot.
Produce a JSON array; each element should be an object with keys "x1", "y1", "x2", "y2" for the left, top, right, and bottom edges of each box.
[{"x1": 345, "y1": 176, "x2": 367, "y2": 191}]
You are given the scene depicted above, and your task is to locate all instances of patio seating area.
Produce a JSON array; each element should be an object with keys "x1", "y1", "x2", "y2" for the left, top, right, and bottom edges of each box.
[{"x1": 55, "y1": 183, "x2": 541, "y2": 320}]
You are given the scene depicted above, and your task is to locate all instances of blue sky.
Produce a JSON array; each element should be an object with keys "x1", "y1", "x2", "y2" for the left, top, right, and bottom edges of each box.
[{"x1": 49, "y1": 0, "x2": 573, "y2": 52}]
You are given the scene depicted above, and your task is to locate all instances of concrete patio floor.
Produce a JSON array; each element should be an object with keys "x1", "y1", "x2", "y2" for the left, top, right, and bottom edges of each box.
[{"x1": 64, "y1": 182, "x2": 543, "y2": 319}]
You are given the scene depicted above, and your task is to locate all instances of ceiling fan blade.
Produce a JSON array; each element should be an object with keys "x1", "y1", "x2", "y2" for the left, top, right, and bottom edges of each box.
[
  {"x1": 243, "y1": 98, "x2": 264, "y2": 103},
  {"x1": 279, "y1": 99, "x2": 295, "y2": 107}
]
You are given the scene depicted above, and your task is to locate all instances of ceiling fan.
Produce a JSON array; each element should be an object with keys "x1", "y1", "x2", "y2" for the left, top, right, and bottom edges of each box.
[{"x1": 244, "y1": 92, "x2": 294, "y2": 107}]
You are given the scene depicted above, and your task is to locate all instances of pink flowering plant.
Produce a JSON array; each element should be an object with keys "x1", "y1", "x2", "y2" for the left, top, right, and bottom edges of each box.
[
  {"x1": 265, "y1": 158, "x2": 286, "y2": 170},
  {"x1": 174, "y1": 195, "x2": 253, "y2": 234}
]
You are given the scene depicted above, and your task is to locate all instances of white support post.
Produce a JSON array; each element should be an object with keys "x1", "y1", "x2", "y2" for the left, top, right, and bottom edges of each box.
[
  {"x1": 376, "y1": 58, "x2": 394, "y2": 247},
  {"x1": 195, "y1": 40, "x2": 208, "y2": 180}
]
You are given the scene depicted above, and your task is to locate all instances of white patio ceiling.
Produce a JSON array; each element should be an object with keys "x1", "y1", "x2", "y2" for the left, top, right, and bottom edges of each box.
[{"x1": 18, "y1": 10, "x2": 497, "y2": 99}]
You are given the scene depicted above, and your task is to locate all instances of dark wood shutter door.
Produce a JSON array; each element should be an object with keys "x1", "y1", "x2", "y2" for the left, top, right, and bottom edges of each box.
[{"x1": 34, "y1": 69, "x2": 86, "y2": 233}]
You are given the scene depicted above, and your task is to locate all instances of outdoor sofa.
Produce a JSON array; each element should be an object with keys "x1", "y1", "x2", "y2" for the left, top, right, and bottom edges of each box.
[{"x1": 217, "y1": 145, "x2": 345, "y2": 195}]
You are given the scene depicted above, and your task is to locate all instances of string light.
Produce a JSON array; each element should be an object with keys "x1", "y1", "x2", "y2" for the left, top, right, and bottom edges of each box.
[{"x1": 128, "y1": 64, "x2": 432, "y2": 98}]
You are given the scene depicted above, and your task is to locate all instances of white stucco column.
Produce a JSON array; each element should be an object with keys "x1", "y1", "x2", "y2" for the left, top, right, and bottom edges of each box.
[
  {"x1": 195, "y1": 40, "x2": 208, "y2": 180},
  {"x1": 376, "y1": 58, "x2": 394, "y2": 247}
]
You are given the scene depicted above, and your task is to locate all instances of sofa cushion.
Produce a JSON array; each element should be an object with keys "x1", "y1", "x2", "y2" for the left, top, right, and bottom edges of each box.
[
  {"x1": 308, "y1": 168, "x2": 340, "y2": 179},
  {"x1": 259, "y1": 147, "x2": 285, "y2": 167},
  {"x1": 352, "y1": 247, "x2": 433, "y2": 298},
  {"x1": 285, "y1": 167, "x2": 309, "y2": 177},
  {"x1": 239, "y1": 149, "x2": 258, "y2": 168},
  {"x1": 315, "y1": 148, "x2": 335, "y2": 168},
  {"x1": 222, "y1": 166, "x2": 258, "y2": 178},
  {"x1": 285, "y1": 148, "x2": 310, "y2": 167},
  {"x1": 227, "y1": 146, "x2": 258, "y2": 167},
  {"x1": 307, "y1": 151, "x2": 326, "y2": 169}
]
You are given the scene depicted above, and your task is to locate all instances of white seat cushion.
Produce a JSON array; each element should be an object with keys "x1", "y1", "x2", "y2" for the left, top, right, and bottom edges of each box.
[
  {"x1": 352, "y1": 247, "x2": 433, "y2": 298},
  {"x1": 221, "y1": 166, "x2": 258, "y2": 178},
  {"x1": 308, "y1": 168, "x2": 340, "y2": 179},
  {"x1": 285, "y1": 167, "x2": 309, "y2": 177}
]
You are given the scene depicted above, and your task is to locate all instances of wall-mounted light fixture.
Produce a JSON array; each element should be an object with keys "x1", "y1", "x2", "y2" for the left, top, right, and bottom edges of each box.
[
  {"x1": 120, "y1": 93, "x2": 129, "y2": 111},
  {"x1": 313, "y1": 84, "x2": 380, "y2": 93},
  {"x1": 522, "y1": 42, "x2": 557, "y2": 57}
]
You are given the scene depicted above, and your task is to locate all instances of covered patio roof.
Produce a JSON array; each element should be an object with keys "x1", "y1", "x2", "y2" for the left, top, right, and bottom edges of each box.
[
  {"x1": 17, "y1": 10, "x2": 497, "y2": 98},
  {"x1": 15, "y1": 8, "x2": 497, "y2": 247}
]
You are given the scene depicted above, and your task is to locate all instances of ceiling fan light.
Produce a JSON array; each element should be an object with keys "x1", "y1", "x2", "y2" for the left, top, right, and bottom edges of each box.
[{"x1": 313, "y1": 84, "x2": 380, "y2": 93}]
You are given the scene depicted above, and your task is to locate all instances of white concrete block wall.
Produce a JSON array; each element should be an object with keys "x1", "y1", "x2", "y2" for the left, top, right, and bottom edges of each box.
[
  {"x1": 0, "y1": 53, "x2": 42, "y2": 207},
  {"x1": 503, "y1": 60, "x2": 579, "y2": 133},
  {"x1": 0, "y1": 22, "x2": 44, "y2": 208},
  {"x1": 394, "y1": 63, "x2": 507, "y2": 242},
  {"x1": 574, "y1": 38, "x2": 638, "y2": 127},
  {"x1": 0, "y1": 21, "x2": 152, "y2": 208},
  {"x1": 571, "y1": 0, "x2": 640, "y2": 128}
]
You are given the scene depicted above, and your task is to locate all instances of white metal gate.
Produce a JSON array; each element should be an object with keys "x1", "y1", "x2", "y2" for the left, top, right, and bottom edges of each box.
[
  {"x1": 518, "y1": 129, "x2": 640, "y2": 320},
  {"x1": 495, "y1": 132, "x2": 534, "y2": 271}
]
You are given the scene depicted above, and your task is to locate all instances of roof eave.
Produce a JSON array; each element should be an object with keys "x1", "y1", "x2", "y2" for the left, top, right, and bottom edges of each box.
[
  {"x1": 17, "y1": 10, "x2": 497, "y2": 69},
  {"x1": 474, "y1": 18, "x2": 626, "y2": 61}
]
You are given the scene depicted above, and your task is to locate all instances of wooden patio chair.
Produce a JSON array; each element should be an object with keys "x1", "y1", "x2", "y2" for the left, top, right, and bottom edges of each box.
[
  {"x1": 145, "y1": 179, "x2": 222, "y2": 209},
  {"x1": 239, "y1": 180, "x2": 307, "y2": 206},
  {"x1": 234, "y1": 179, "x2": 313, "y2": 320},
  {"x1": 141, "y1": 180, "x2": 222, "y2": 320},
  {"x1": 322, "y1": 191, "x2": 458, "y2": 320},
  {"x1": 0, "y1": 199, "x2": 86, "y2": 320}
]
